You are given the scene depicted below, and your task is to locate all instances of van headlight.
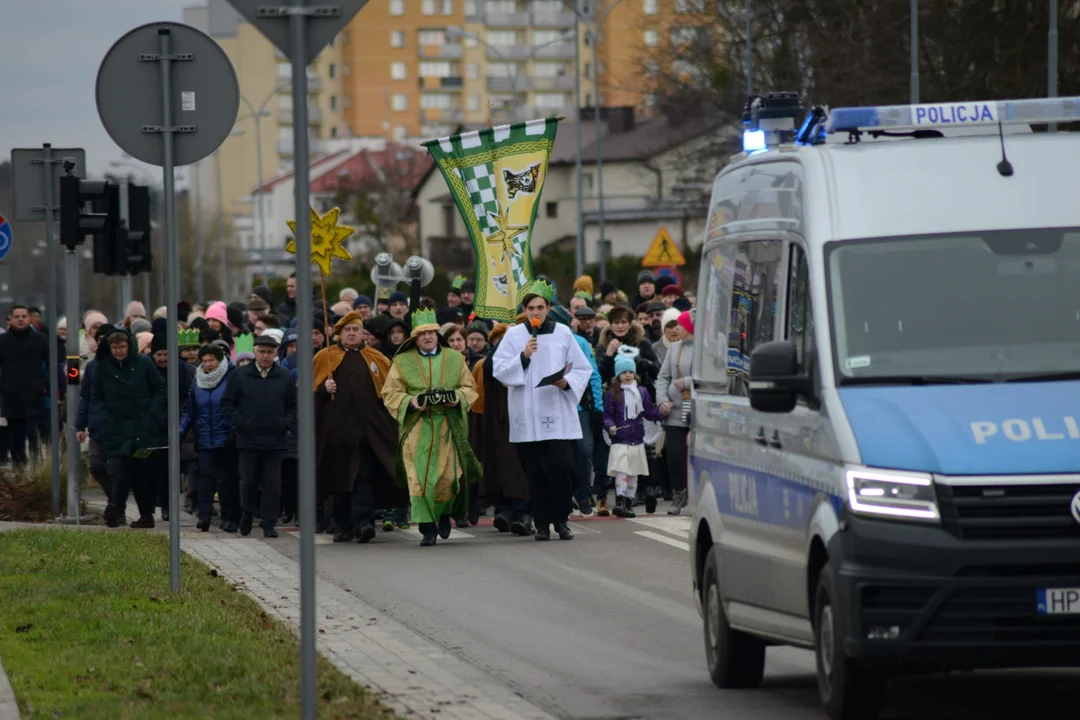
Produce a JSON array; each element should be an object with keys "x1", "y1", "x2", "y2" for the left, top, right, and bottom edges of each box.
[{"x1": 845, "y1": 467, "x2": 940, "y2": 522}]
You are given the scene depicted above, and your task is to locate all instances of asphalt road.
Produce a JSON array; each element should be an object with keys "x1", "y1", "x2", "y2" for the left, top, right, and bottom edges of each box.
[{"x1": 268, "y1": 503, "x2": 1079, "y2": 720}]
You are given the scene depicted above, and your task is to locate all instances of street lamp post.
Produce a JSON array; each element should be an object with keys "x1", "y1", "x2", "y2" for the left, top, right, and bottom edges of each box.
[
  {"x1": 214, "y1": 149, "x2": 227, "y2": 298},
  {"x1": 238, "y1": 82, "x2": 290, "y2": 284}
]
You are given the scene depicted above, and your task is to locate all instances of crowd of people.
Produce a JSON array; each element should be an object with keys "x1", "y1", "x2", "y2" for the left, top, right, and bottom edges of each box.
[{"x1": 1, "y1": 268, "x2": 696, "y2": 545}]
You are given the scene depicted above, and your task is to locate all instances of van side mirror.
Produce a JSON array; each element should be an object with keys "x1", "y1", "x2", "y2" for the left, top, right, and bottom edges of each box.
[{"x1": 749, "y1": 341, "x2": 812, "y2": 413}]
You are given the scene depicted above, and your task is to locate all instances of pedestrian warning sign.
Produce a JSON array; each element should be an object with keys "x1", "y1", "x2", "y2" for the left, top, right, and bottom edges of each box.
[{"x1": 641, "y1": 227, "x2": 685, "y2": 267}]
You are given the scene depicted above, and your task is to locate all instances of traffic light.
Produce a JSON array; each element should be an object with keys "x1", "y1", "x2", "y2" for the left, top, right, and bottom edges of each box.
[
  {"x1": 125, "y1": 185, "x2": 152, "y2": 275},
  {"x1": 60, "y1": 171, "x2": 111, "y2": 251},
  {"x1": 66, "y1": 356, "x2": 81, "y2": 386},
  {"x1": 91, "y1": 185, "x2": 124, "y2": 276}
]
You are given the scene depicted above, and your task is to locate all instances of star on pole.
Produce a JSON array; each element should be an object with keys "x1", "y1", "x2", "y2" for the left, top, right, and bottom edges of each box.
[
  {"x1": 484, "y1": 205, "x2": 528, "y2": 266},
  {"x1": 286, "y1": 206, "x2": 355, "y2": 277}
]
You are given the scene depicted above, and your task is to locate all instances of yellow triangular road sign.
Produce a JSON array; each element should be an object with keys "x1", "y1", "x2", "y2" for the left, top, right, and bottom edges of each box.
[{"x1": 642, "y1": 227, "x2": 686, "y2": 267}]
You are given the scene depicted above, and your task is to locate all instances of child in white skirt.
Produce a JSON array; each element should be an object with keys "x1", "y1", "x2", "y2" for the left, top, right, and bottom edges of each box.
[{"x1": 604, "y1": 352, "x2": 662, "y2": 518}]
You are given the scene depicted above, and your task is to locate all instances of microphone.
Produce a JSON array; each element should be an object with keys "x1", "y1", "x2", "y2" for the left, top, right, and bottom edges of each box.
[{"x1": 529, "y1": 317, "x2": 542, "y2": 338}]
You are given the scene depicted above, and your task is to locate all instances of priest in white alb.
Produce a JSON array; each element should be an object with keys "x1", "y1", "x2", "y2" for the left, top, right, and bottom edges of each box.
[{"x1": 492, "y1": 278, "x2": 593, "y2": 541}]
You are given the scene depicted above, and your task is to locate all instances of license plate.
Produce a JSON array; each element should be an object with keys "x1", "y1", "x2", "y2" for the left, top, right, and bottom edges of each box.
[{"x1": 1036, "y1": 588, "x2": 1080, "y2": 614}]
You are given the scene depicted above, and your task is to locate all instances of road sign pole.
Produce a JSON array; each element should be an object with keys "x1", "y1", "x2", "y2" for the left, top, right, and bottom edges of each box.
[
  {"x1": 288, "y1": 6, "x2": 317, "y2": 718},
  {"x1": 41, "y1": 144, "x2": 62, "y2": 520},
  {"x1": 152, "y1": 26, "x2": 184, "y2": 595},
  {"x1": 64, "y1": 246, "x2": 82, "y2": 523}
]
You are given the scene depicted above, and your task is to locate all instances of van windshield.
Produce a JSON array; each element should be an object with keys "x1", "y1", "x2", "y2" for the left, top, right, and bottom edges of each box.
[{"x1": 826, "y1": 228, "x2": 1080, "y2": 384}]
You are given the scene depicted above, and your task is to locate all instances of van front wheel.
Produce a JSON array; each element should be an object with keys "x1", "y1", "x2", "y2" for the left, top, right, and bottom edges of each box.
[
  {"x1": 814, "y1": 562, "x2": 885, "y2": 720},
  {"x1": 702, "y1": 547, "x2": 765, "y2": 689}
]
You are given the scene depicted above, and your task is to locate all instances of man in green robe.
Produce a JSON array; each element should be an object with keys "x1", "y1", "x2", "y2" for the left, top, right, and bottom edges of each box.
[{"x1": 381, "y1": 309, "x2": 482, "y2": 546}]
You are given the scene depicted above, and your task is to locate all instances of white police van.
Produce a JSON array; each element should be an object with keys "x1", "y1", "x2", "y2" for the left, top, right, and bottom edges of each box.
[{"x1": 688, "y1": 92, "x2": 1080, "y2": 720}]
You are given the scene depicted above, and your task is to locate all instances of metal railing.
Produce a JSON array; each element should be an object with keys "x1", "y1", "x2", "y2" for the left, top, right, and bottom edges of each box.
[
  {"x1": 533, "y1": 42, "x2": 576, "y2": 59},
  {"x1": 418, "y1": 43, "x2": 464, "y2": 59}
]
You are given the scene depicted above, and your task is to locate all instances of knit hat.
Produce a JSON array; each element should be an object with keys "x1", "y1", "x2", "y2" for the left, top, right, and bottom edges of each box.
[
  {"x1": 466, "y1": 321, "x2": 488, "y2": 340},
  {"x1": 460, "y1": 280, "x2": 475, "y2": 293},
  {"x1": 261, "y1": 328, "x2": 284, "y2": 347},
  {"x1": 226, "y1": 305, "x2": 244, "y2": 330},
  {"x1": 661, "y1": 307, "x2": 682, "y2": 329},
  {"x1": 364, "y1": 315, "x2": 391, "y2": 340},
  {"x1": 130, "y1": 318, "x2": 152, "y2": 335},
  {"x1": 354, "y1": 295, "x2": 372, "y2": 309},
  {"x1": 661, "y1": 284, "x2": 684, "y2": 297},
  {"x1": 150, "y1": 331, "x2": 168, "y2": 354},
  {"x1": 599, "y1": 281, "x2": 617, "y2": 298},
  {"x1": 637, "y1": 270, "x2": 656, "y2": 285},
  {"x1": 136, "y1": 331, "x2": 154, "y2": 354},
  {"x1": 436, "y1": 306, "x2": 465, "y2": 325},
  {"x1": 252, "y1": 285, "x2": 273, "y2": 305},
  {"x1": 205, "y1": 301, "x2": 229, "y2": 325},
  {"x1": 197, "y1": 343, "x2": 225, "y2": 361},
  {"x1": 82, "y1": 310, "x2": 108, "y2": 331},
  {"x1": 388, "y1": 291, "x2": 408, "y2": 305},
  {"x1": 57, "y1": 316, "x2": 67, "y2": 331},
  {"x1": 677, "y1": 309, "x2": 695, "y2": 335},
  {"x1": 673, "y1": 297, "x2": 692, "y2": 312},
  {"x1": 572, "y1": 275, "x2": 594, "y2": 295},
  {"x1": 247, "y1": 297, "x2": 270, "y2": 313},
  {"x1": 548, "y1": 305, "x2": 572, "y2": 327},
  {"x1": 153, "y1": 306, "x2": 168, "y2": 319},
  {"x1": 125, "y1": 301, "x2": 146, "y2": 318},
  {"x1": 614, "y1": 352, "x2": 637, "y2": 377}
]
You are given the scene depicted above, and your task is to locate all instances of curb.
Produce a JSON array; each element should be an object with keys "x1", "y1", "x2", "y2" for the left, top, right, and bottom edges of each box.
[{"x1": 0, "y1": 653, "x2": 20, "y2": 719}]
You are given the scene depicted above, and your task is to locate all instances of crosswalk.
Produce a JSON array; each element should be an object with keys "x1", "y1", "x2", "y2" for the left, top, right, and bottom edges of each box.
[{"x1": 279, "y1": 513, "x2": 693, "y2": 551}]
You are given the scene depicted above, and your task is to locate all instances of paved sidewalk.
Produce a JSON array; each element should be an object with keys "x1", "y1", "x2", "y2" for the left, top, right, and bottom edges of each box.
[
  {"x1": 185, "y1": 537, "x2": 559, "y2": 720},
  {"x1": 0, "y1": 653, "x2": 19, "y2": 720}
]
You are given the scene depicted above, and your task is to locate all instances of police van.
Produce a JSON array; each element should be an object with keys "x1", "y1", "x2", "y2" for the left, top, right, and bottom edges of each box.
[{"x1": 688, "y1": 93, "x2": 1080, "y2": 720}]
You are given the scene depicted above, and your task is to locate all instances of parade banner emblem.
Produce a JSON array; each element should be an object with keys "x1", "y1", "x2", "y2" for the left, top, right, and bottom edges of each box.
[{"x1": 423, "y1": 117, "x2": 560, "y2": 322}]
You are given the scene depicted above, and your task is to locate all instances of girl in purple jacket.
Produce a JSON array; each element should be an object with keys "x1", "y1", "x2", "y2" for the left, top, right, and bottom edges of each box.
[{"x1": 604, "y1": 351, "x2": 662, "y2": 518}]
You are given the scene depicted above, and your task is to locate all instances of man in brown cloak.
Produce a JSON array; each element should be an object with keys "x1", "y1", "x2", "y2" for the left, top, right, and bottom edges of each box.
[{"x1": 314, "y1": 311, "x2": 399, "y2": 543}]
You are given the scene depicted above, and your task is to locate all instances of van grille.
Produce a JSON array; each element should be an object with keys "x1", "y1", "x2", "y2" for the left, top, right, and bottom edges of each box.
[
  {"x1": 918, "y1": 587, "x2": 1080, "y2": 644},
  {"x1": 937, "y1": 482, "x2": 1080, "y2": 541}
]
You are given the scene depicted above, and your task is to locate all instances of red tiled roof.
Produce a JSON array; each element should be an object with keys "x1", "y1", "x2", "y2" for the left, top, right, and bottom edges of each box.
[
  {"x1": 310, "y1": 145, "x2": 432, "y2": 194},
  {"x1": 250, "y1": 150, "x2": 351, "y2": 194}
]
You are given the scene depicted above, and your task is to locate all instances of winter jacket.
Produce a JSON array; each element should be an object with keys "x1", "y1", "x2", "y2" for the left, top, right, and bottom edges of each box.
[
  {"x1": 595, "y1": 321, "x2": 661, "y2": 391},
  {"x1": 572, "y1": 334, "x2": 603, "y2": 414},
  {"x1": 90, "y1": 331, "x2": 167, "y2": 458},
  {"x1": 655, "y1": 338, "x2": 694, "y2": 428},
  {"x1": 179, "y1": 364, "x2": 235, "y2": 450},
  {"x1": 220, "y1": 362, "x2": 298, "y2": 451},
  {"x1": 0, "y1": 326, "x2": 50, "y2": 419},
  {"x1": 75, "y1": 359, "x2": 104, "y2": 440},
  {"x1": 602, "y1": 385, "x2": 661, "y2": 446}
]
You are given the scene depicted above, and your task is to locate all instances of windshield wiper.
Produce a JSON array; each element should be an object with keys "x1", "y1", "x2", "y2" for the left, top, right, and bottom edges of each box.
[
  {"x1": 1003, "y1": 371, "x2": 1080, "y2": 383},
  {"x1": 840, "y1": 375, "x2": 994, "y2": 386}
]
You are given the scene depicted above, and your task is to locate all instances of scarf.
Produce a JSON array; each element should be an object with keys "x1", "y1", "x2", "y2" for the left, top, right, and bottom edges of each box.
[
  {"x1": 196, "y1": 361, "x2": 228, "y2": 390},
  {"x1": 621, "y1": 381, "x2": 643, "y2": 421}
]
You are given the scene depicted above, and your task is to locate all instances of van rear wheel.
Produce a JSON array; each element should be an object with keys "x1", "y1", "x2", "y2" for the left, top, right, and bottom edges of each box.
[
  {"x1": 814, "y1": 562, "x2": 885, "y2": 720},
  {"x1": 702, "y1": 547, "x2": 766, "y2": 689}
]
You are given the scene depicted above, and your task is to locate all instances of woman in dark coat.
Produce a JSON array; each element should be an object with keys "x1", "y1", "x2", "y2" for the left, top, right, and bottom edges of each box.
[{"x1": 595, "y1": 305, "x2": 661, "y2": 395}]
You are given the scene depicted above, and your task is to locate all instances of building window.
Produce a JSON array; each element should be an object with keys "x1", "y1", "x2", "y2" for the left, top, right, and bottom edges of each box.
[
  {"x1": 391, "y1": 30, "x2": 405, "y2": 47},
  {"x1": 391, "y1": 62, "x2": 407, "y2": 80},
  {"x1": 420, "y1": 93, "x2": 453, "y2": 109},
  {"x1": 330, "y1": 126, "x2": 338, "y2": 138},
  {"x1": 643, "y1": 0, "x2": 658, "y2": 13},
  {"x1": 486, "y1": 30, "x2": 516, "y2": 46},
  {"x1": 344, "y1": 95, "x2": 352, "y2": 108},
  {"x1": 329, "y1": 95, "x2": 338, "y2": 111},
  {"x1": 419, "y1": 29, "x2": 445, "y2": 45},
  {"x1": 441, "y1": 0, "x2": 454, "y2": 14},
  {"x1": 534, "y1": 92, "x2": 565, "y2": 109},
  {"x1": 532, "y1": 62, "x2": 561, "y2": 78},
  {"x1": 486, "y1": 0, "x2": 515, "y2": 12},
  {"x1": 394, "y1": 126, "x2": 408, "y2": 141},
  {"x1": 584, "y1": 62, "x2": 592, "y2": 79},
  {"x1": 277, "y1": 62, "x2": 291, "y2": 78},
  {"x1": 419, "y1": 61, "x2": 452, "y2": 77},
  {"x1": 278, "y1": 93, "x2": 293, "y2": 110},
  {"x1": 328, "y1": 63, "x2": 336, "y2": 79},
  {"x1": 390, "y1": 0, "x2": 405, "y2": 15},
  {"x1": 467, "y1": 94, "x2": 481, "y2": 110},
  {"x1": 465, "y1": 0, "x2": 477, "y2": 16},
  {"x1": 675, "y1": 0, "x2": 705, "y2": 11},
  {"x1": 422, "y1": 0, "x2": 436, "y2": 15},
  {"x1": 644, "y1": 29, "x2": 658, "y2": 46},
  {"x1": 545, "y1": 201, "x2": 557, "y2": 218},
  {"x1": 671, "y1": 27, "x2": 698, "y2": 45},
  {"x1": 487, "y1": 62, "x2": 518, "y2": 77},
  {"x1": 533, "y1": 30, "x2": 563, "y2": 44},
  {"x1": 392, "y1": 94, "x2": 408, "y2": 111},
  {"x1": 534, "y1": 0, "x2": 562, "y2": 12},
  {"x1": 466, "y1": 63, "x2": 478, "y2": 79},
  {"x1": 465, "y1": 36, "x2": 479, "y2": 48}
]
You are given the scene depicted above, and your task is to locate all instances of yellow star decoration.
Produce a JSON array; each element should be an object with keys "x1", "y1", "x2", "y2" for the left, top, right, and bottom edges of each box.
[
  {"x1": 285, "y1": 206, "x2": 355, "y2": 277},
  {"x1": 484, "y1": 205, "x2": 528, "y2": 266}
]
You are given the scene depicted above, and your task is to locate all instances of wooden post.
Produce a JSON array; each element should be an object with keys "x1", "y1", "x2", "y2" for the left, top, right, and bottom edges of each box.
[{"x1": 486, "y1": 99, "x2": 495, "y2": 128}]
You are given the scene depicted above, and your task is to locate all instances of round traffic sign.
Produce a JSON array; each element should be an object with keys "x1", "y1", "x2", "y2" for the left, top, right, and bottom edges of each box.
[
  {"x1": 96, "y1": 22, "x2": 239, "y2": 167},
  {"x1": 654, "y1": 265, "x2": 682, "y2": 287},
  {"x1": 0, "y1": 213, "x2": 13, "y2": 263}
]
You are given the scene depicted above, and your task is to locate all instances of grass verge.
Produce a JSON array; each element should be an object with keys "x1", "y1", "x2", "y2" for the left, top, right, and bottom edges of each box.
[{"x1": 0, "y1": 529, "x2": 394, "y2": 719}]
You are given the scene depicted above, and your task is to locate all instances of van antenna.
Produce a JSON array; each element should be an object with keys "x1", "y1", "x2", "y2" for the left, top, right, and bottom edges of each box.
[{"x1": 996, "y1": 121, "x2": 1014, "y2": 177}]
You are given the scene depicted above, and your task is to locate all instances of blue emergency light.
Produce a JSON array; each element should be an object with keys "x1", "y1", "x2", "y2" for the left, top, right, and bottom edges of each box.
[
  {"x1": 825, "y1": 96, "x2": 1080, "y2": 133},
  {"x1": 742, "y1": 130, "x2": 767, "y2": 153}
]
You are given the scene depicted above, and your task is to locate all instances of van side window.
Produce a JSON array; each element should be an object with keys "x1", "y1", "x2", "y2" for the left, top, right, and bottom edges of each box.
[
  {"x1": 728, "y1": 240, "x2": 783, "y2": 397},
  {"x1": 786, "y1": 245, "x2": 814, "y2": 375}
]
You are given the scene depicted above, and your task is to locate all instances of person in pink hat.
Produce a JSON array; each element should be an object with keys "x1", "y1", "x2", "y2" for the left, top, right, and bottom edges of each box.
[{"x1": 204, "y1": 301, "x2": 229, "y2": 334}]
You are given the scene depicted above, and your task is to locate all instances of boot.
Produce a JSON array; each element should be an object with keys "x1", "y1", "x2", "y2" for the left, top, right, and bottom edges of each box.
[
  {"x1": 596, "y1": 495, "x2": 610, "y2": 517},
  {"x1": 645, "y1": 487, "x2": 658, "y2": 515},
  {"x1": 129, "y1": 516, "x2": 155, "y2": 529},
  {"x1": 623, "y1": 498, "x2": 637, "y2": 519},
  {"x1": 668, "y1": 489, "x2": 688, "y2": 516},
  {"x1": 494, "y1": 510, "x2": 512, "y2": 533},
  {"x1": 612, "y1": 496, "x2": 627, "y2": 518},
  {"x1": 554, "y1": 522, "x2": 574, "y2": 541}
]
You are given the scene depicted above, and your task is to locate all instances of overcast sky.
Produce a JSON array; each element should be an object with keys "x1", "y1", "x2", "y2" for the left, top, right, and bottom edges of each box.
[{"x1": 1, "y1": 0, "x2": 194, "y2": 181}]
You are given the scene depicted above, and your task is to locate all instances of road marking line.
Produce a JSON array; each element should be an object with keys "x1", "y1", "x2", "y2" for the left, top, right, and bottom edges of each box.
[
  {"x1": 628, "y1": 517, "x2": 691, "y2": 538},
  {"x1": 634, "y1": 530, "x2": 690, "y2": 552}
]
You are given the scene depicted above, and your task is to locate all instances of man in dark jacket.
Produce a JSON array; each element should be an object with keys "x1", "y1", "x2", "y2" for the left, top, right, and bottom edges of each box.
[
  {"x1": 91, "y1": 328, "x2": 167, "y2": 528},
  {"x1": 0, "y1": 305, "x2": 50, "y2": 465},
  {"x1": 148, "y1": 330, "x2": 194, "y2": 520},
  {"x1": 221, "y1": 333, "x2": 297, "y2": 538}
]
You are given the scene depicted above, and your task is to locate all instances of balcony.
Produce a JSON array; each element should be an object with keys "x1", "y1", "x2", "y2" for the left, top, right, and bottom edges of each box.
[
  {"x1": 420, "y1": 75, "x2": 464, "y2": 90},
  {"x1": 419, "y1": 43, "x2": 464, "y2": 59},
  {"x1": 534, "y1": 42, "x2": 576, "y2": 59},
  {"x1": 485, "y1": 44, "x2": 536, "y2": 60},
  {"x1": 484, "y1": 11, "x2": 532, "y2": 27},
  {"x1": 528, "y1": 75, "x2": 576, "y2": 91},
  {"x1": 306, "y1": 74, "x2": 321, "y2": 92},
  {"x1": 422, "y1": 107, "x2": 464, "y2": 123},
  {"x1": 275, "y1": 106, "x2": 323, "y2": 125},
  {"x1": 486, "y1": 76, "x2": 526, "y2": 92},
  {"x1": 532, "y1": 11, "x2": 576, "y2": 27}
]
